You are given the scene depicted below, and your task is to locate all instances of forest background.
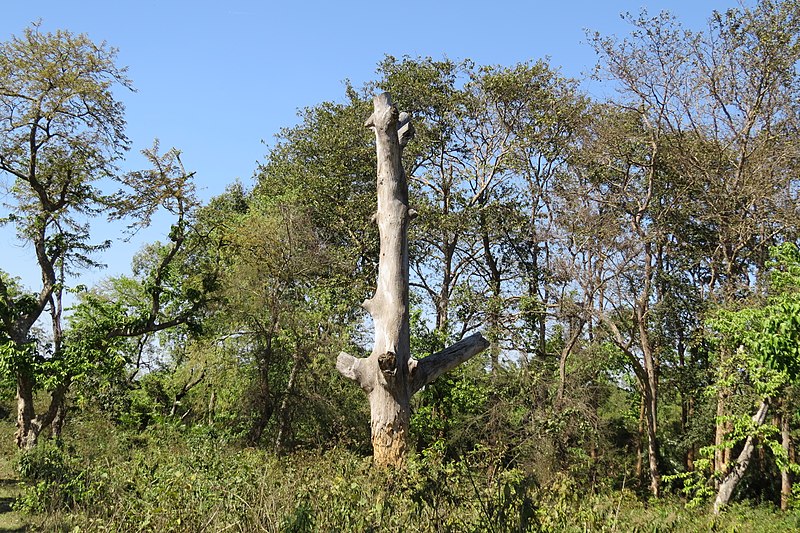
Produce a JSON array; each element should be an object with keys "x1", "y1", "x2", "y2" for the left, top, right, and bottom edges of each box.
[{"x1": 2, "y1": 0, "x2": 800, "y2": 531}]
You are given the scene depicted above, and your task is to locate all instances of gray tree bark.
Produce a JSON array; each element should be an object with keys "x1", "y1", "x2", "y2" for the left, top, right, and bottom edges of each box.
[
  {"x1": 714, "y1": 398, "x2": 770, "y2": 514},
  {"x1": 337, "y1": 93, "x2": 489, "y2": 467}
]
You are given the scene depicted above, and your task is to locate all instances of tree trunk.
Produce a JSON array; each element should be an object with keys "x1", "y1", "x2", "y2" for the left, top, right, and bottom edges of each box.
[
  {"x1": 15, "y1": 376, "x2": 68, "y2": 450},
  {"x1": 207, "y1": 390, "x2": 216, "y2": 425},
  {"x1": 644, "y1": 387, "x2": 661, "y2": 497},
  {"x1": 685, "y1": 396, "x2": 695, "y2": 471},
  {"x1": 52, "y1": 400, "x2": 66, "y2": 442},
  {"x1": 714, "y1": 398, "x2": 770, "y2": 514},
  {"x1": 274, "y1": 355, "x2": 302, "y2": 454},
  {"x1": 15, "y1": 373, "x2": 37, "y2": 449},
  {"x1": 337, "y1": 93, "x2": 489, "y2": 467},
  {"x1": 714, "y1": 388, "x2": 732, "y2": 478},
  {"x1": 635, "y1": 396, "x2": 644, "y2": 482},
  {"x1": 781, "y1": 404, "x2": 793, "y2": 511},
  {"x1": 556, "y1": 319, "x2": 584, "y2": 408}
]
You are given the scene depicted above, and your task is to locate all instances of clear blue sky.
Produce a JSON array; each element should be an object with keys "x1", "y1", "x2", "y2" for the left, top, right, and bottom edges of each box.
[{"x1": 2, "y1": 0, "x2": 744, "y2": 291}]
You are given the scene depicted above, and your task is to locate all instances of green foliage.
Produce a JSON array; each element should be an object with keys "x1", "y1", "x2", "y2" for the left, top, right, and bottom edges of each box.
[
  {"x1": 13, "y1": 412, "x2": 800, "y2": 532},
  {"x1": 15, "y1": 441, "x2": 92, "y2": 513},
  {"x1": 709, "y1": 243, "x2": 800, "y2": 389}
]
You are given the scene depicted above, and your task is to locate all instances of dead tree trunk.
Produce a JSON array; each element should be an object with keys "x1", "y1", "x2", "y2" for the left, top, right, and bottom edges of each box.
[{"x1": 337, "y1": 93, "x2": 489, "y2": 467}]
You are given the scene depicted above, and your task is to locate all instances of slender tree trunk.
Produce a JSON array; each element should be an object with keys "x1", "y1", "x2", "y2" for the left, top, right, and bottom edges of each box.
[
  {"x1": 482, "y1": 230, "x2": 502, "y2": 375},
  {"x1": 638, "y1": 320, "x2": 660, "y2": 496},
  {"x1": 169, "y1": 369, "x2": 205, "y2": 417},
  {"x1": 52, "y1": 400, "x2": 66, "y2": 442},
  {"x1": 337, "y1": 93, "x2": 488, "y2": 467},
  {"x1": 275, "y1": 355, "x2": 302, "y2": 454},
  {"x1": 556, "y1": 319, "x2": 584, "y2": 408},
  {"x1": 207, "y1": 390, "x2": 216, "y2": 425},
  {"x1": 678, "y1": 340, "x2": 695, "y2": 471},
  {"x1": 635, "y1": 397, "x2": 644, "y2": 482},
  {"x1": 685, "y1": 397, "x2": 696, "y2": 471},
  {"x1": 435, "y1": 239, "x2": 456, "y2": 336},
  {"x1": 644, "y1": 387, "x2": 660, "y2": 497},
  {"x1": 715, "y1": 388, "x2": 732, "y2": 478},
  {"x1": 714, "y1": 399, "x2": 770, "y2": 514},
  {"x1": 249, "y1": 343, "x2": 276, "y2": 444},
  {"x1": 782, "y1": 404, "x2": 793, "y2": 511},
  {"x1": 248, "y1": 368, "x2": 273, "y2": 445}
]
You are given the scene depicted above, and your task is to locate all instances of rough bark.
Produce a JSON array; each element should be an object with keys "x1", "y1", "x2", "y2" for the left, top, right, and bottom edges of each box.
[
  {"x1": 15, "y1": 374, "x2": 36, "y2": 449},
  {"x1": 336, "y1": 93, "x2": 489, "y2": 467},
  {"x1": 714, "y1": 398, "x2": 770, "y2": 514},
  {"x1": 644, "y1": 396, "x2": 661, "y2": 497}
]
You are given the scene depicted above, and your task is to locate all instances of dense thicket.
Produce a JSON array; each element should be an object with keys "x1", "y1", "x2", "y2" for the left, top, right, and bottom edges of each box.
[{"x1": 2, "y1": 1, "x2": 800, "y2": 528}]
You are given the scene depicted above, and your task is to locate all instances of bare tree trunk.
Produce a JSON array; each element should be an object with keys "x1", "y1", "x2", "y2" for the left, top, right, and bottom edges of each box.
[
  {"x1": 635, "y1": 397, "x2": 644, "y2": 482},
  {"x1": 337, "y1": 93, "x2": 489, "y2": 467},
  {"x1": 714, "y1": 399, "x2": 770, "y2": 514},
  {"x1": 15, "y1": 374, "x2": 37, "y2": 449},
  {"x1": 556, "y1": 319, "x2": 585, "y2": 408},
  {"x1": 207, "y1": 390, "x2": 216, "y2": 425},
  {"x1": 169, "y1": 368, "x2": 205, "y2": 417},
  {"x1": 15, "y1": 376, "x2": 69, "y2": 450},
  {"x1": 782, "y1": 404, "x2": 793, "y2": 511},
  {"x1": 636, "y1": 277, "x2": 661, "y2": 498},
  {"x1": 644, "y1": 387, "x2": 661, "y2": 497},
  {"x1": 52, "y1": 400, "x2": 66, "y2": 442},
  {"x1": 714, "y1": 388, "x2": 732, "y2": 479},
  {"x1": 685, "y1": 397, "x2": 696, "y2": 471}
]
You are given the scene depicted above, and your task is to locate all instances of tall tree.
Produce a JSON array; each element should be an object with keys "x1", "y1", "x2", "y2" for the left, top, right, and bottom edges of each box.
[
  {"x1": 586, "y1": 0, "x2": 800, "y2": 494},
  {"x1": 0, "y1": 25, "x2": 132, "y2": 447},
  {"x1": 337, "y1": 93, "x2": 489, "y2": 467}
]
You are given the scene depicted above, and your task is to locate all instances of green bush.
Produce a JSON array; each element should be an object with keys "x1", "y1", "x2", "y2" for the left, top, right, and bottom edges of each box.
[{"x1": 15, "y1": 441, "x2": 92, "y2": 513}]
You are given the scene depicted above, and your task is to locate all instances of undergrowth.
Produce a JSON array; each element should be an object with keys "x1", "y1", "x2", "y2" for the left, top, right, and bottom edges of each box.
[{"x1": 9, "y1": 415, "x2": 800, "y2": 532}]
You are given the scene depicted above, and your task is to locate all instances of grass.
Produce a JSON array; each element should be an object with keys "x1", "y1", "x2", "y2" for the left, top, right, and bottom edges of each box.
[
  {"x1": 0, "y1": 409, "x2": 798, "y2": 532},
  {"x1": 0, "y1": 420, "x2": 25, "y2": 532}
]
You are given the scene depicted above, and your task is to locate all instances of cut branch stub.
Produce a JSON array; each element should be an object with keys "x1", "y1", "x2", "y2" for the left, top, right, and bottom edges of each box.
[{"x1": 336, "y1": 92, "x2": 489, "y2": 467}]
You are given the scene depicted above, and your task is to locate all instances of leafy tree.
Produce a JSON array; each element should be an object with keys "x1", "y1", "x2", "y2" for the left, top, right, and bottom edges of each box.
[
  {"x1": 706, "y1": 243, "x2": 800, "y2": 513},
  {"x1": 0, "y1": 24, "x2": 132, "y2": 447},
  {"x1": 70, "y1": 144, "x2": 218, "y2": 410}
]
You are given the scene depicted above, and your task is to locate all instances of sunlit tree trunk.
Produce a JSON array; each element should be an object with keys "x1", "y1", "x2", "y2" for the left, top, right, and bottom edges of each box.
[
  {"x1": 337, "y1": 93, "x2": 488, "y2": 467},
  {"x1": 714, "y1": 399, "x2": 770, "y2": 514},
  {"x1": 15, "y1": 374, "x2": 37, "y2": 449}
]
